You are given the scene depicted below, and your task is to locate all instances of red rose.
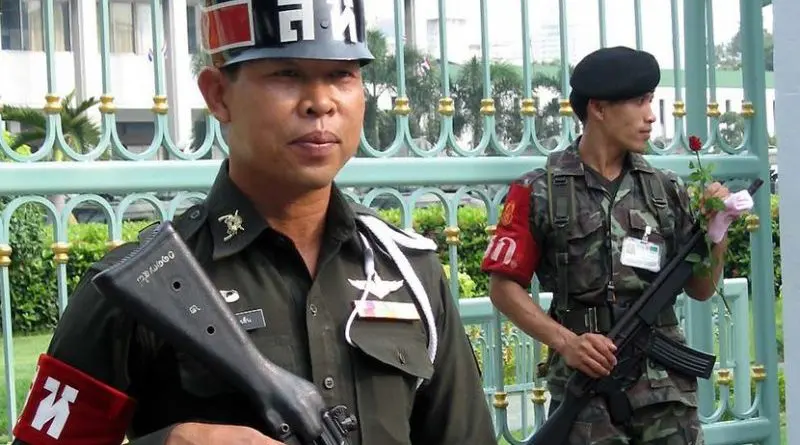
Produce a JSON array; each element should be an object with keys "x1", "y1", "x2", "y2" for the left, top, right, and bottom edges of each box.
[{"x1": 689, "y1": 135, "x2": 702, "y2": 152}]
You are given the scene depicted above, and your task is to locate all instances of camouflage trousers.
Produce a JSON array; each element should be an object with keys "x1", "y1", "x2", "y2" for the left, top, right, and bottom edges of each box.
[{"x1": 548, "y1": 397, "x2": 704, "y2": 445}]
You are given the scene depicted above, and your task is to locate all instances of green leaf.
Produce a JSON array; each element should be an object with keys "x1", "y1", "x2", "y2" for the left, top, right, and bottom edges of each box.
[
  {"x1": 688, "y1": 161, "x2": 695, "y2": 169},
  {"x1": 686, "y1": 253, "x2": 702, "y2": 263},
  {"x1": 709, "y1": 197, "x2": 726, "y2": 212},
  {"x1": 689, "y1": 171, "x2": 705, "y2": 182}
]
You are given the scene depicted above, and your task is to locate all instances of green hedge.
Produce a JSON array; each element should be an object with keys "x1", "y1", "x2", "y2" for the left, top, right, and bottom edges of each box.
[
  {"x1": 0, "y1": 196, "x2": 782, "y2": 334},
  {"x1": 0, "y1": 205, "x2": 152, "y2": 334}
]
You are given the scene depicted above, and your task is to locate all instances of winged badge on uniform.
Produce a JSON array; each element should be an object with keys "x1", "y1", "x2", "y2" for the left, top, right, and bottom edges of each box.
[{"x1": 348, "y1": 273, "x2": 404, "y2": 300}]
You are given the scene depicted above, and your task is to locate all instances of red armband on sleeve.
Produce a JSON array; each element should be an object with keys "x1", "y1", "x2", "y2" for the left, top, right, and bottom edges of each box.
[
  {"x1": 13, "y1": 354, "x2": 136, "y2": 445},
  {"x1": 480, "y1": 182, "x2": 540, "y2": 286}
]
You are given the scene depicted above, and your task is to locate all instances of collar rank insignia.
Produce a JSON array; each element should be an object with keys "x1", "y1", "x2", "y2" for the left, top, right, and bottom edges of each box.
[{"x1": 218, "y1": 210, "x2": 244, "y2": 242}]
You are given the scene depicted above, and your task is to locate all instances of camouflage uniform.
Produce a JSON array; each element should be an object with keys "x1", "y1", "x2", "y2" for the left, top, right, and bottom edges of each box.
[{"x1": 501, "y1": 140, "x2": 703, "y2": 444}]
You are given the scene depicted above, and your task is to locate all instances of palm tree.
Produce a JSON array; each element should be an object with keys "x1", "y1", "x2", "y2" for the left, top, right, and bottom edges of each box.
[
  {"x1": 1, "y1": 91, "x2": 100, "y2": 222},
  {"x1": 360, "y1": 29, "x2": 443, "y2": 152},
  {"x1": 451, "y1": 57, "x2": 571, "y2": 152},
  {"x1": 2, "y1": 91, "x2": 100, "y2": 156}
]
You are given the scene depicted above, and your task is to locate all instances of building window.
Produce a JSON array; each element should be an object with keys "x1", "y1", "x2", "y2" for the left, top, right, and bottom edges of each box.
[
  {"x1": 109, "y1": 2, "x2": 134, "y2": 53},
  {"x1": 1, "y1": 0, "x2": 71, "y2": 51},
  {"x1": 98, "y1": 0, "x2": 152, "y2": 54}
]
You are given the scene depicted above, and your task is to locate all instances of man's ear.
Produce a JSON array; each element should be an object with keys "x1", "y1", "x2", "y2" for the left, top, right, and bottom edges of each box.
[
  {"x1": 587, "y1": 98, "x2": 606, "y2": 122},
  {"x1": 197, "y1": 67, "x2": 231, "y2": 124}
]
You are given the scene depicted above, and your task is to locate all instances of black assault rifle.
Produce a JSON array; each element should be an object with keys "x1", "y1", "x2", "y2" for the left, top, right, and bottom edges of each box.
[
  {"x1": 527, "y1": 178, "x2": 764, "y2": 445},
  {"x1": 91, "y1": 221, "x2": 358, "y2": 445}
]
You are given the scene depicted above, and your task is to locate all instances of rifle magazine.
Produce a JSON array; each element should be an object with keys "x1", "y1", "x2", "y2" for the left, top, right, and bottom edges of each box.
[{"x1": 648, "y1": 329, "x2": 716, "y2": 380}]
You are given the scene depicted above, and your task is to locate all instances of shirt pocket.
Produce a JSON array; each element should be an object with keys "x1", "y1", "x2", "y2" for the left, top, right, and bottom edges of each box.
[
  {"x1": 564, "y1": 210, "x2": 607, "y2": 303},
  {"x1": 348, "y1": 317, "x2": 434, "y2": 444},
  {"x1": 625, "y1": 209, "x2": 670, "y2": 281}
]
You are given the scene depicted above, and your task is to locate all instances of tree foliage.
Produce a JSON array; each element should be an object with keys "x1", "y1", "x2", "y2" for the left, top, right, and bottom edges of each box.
[
  {"x1": 715, "y1": 28, "x2": 773, "y2": 71},
  {"x1": 1, "y1": 91, "x2": 100, "y2": 155},
  {"x1": 361, "y1": 30, "x2": 569, "y2": 155},
  {"x1": 186, "y1": 29, "x2": 570, "y2": 155}
]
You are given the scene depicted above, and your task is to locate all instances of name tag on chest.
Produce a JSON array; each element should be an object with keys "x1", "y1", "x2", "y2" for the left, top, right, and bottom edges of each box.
[
  {"x1": 235, "y1": 309, "x2": 267, "y2": 331},
  {"x1": 621, "y1": 236, "x2": 661, "y2": 272}
]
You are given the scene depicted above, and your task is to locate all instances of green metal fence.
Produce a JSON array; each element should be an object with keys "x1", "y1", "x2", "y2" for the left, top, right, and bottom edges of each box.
[{"x1": 0, "y1": 0, "x2": 780, "y2": 443}]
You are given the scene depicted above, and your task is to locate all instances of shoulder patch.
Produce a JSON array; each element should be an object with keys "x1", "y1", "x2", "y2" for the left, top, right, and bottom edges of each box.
[{"x1": 172, "y1": 204, "x2": 207, "y2": 241}]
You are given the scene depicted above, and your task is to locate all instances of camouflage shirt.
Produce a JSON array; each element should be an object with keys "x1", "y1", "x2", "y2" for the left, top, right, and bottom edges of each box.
[{"x1": 519, "y1": 141, "x2": 698, "y2": 410}]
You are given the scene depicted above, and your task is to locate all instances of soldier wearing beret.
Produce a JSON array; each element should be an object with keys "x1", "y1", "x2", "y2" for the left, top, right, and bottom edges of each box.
[{"x1": 481, "y1": 46, "x2": 731, "y2": 444}]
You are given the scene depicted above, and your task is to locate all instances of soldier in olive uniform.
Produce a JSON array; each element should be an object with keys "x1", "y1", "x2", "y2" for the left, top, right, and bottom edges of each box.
[
  {"x1": 11, "y1": 1, "x2": 495, "y2": 444},
  {"x1": 481, "y1": 46, "x2": 731, "y2": 444}
]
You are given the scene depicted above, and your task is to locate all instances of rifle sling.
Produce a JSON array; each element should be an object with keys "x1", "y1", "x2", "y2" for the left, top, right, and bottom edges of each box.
[{"x1": 548, "y1": 167, "x2": 572, "y2": 315}]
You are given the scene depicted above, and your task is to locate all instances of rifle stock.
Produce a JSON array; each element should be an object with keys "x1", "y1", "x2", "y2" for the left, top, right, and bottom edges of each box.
[
  {"x1": 526, "y1": 179, "x2": 764, "y2": 445},
  {"x1": 91, "y1": 221, "x2": 357, "y2": 445}
]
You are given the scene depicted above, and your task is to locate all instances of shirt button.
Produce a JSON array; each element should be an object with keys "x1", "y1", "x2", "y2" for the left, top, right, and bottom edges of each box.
[
  {"x1": 323, "y1": 376, "x2": 335, "y2": 389},
  {"x1": 309, "y1": 304, "x2": 318, "y2": 316}
]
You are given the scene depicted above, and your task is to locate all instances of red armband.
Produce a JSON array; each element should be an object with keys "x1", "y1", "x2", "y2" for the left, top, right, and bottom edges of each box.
[
  {"x1": 13, "y1": 354, "x2": 136, "y2": 445},
  {"x1": 481, "y1": 182, "x2": 540, "y2": 286}
]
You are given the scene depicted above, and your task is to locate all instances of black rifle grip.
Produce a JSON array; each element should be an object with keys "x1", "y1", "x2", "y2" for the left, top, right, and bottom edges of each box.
[{"x1": 91, "y1": 221, "x2": 330, "y2": 444}]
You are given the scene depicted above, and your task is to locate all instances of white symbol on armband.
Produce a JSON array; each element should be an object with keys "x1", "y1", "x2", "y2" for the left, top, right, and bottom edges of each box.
[
  {"x1": 486, "y1": 236, "x2": 517, "y2": 266},
  {"x1": 31, "y1": 377, "x2": 78, "y2": 439}
]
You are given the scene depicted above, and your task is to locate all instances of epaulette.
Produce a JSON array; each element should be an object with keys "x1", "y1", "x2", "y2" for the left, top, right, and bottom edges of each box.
[{"x1": 136, "y1": 204, "x2": 208, "y2": 244}]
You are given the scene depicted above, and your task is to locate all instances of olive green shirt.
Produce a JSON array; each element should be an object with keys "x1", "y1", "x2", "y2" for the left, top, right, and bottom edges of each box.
[{"x1": 27, "y1": 161, "x2": 494, "y2": 445}]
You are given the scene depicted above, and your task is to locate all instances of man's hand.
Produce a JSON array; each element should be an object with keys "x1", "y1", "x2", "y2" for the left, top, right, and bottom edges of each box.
[
  {"x1": 166, "y1": 423, "x2": 285, "y2": 444},
  {"x1": 559, "y1": 333, "x2": 618, "y2": 378},
  {"x1": 700, "y1": 181, "x2": 731, "y2": 220}
]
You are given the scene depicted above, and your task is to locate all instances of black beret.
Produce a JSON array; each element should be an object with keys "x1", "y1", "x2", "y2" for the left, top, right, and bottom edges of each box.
[{"x1": 569, "y1": 46, "x2": 661, "y2": 101}]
